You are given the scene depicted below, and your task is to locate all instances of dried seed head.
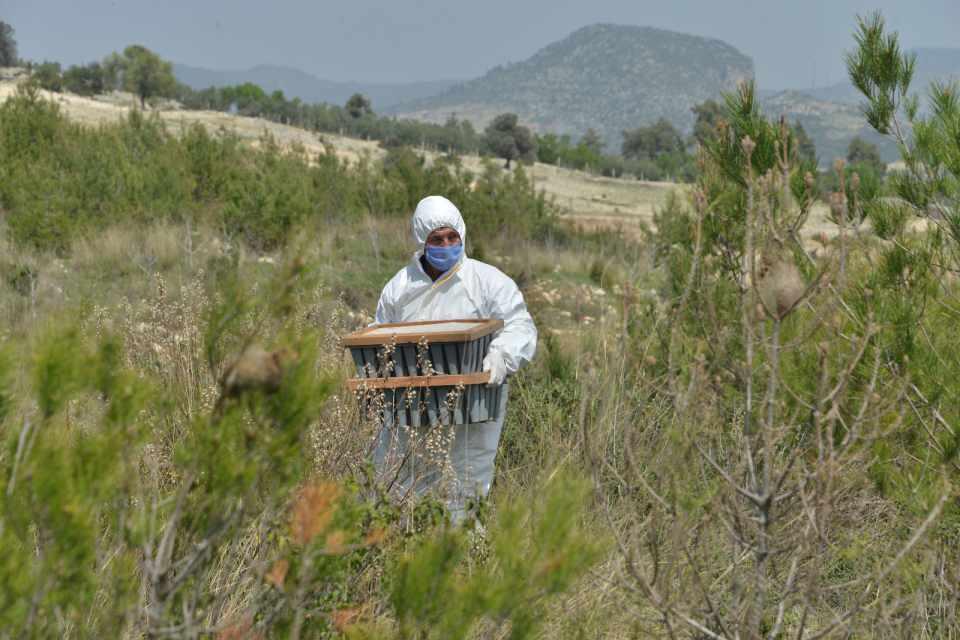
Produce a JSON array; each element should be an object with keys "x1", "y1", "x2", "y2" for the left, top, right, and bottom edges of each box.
[
  {"x1": 850, "y1": 172, "x2": 861, "y2": 192},
  {"x1": 222, "y1": 345, "x2": 298, "y2": 398},
  {"x1": 804, "y1": 172, "x2": 815, "y2": 189},
  {"x1": 830, "y1": 191, "x2": 846, "y2": 216},
  {"x1": 741, "y1": 136, "x2": 756, "y2": 158},
  {"x1": 833, "y1": 158, "x2": 846, "y2": 174}
]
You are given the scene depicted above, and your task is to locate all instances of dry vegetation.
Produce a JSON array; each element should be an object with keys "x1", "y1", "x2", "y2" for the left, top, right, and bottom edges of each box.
[
  {"x1": 1, "y1": 14, "x2": 958, "y2": 635},
  {"x1": 0, "y1": 74, "x2": 843, "y2": 243}
]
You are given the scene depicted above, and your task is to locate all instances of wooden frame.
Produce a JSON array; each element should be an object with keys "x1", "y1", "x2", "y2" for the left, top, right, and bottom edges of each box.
[
  {"x1": 345, "y1": 371, "x2": 490, "y2": 391},
  {"x1": 342, "y1": 318, "x2": 503, "y2": 347}
]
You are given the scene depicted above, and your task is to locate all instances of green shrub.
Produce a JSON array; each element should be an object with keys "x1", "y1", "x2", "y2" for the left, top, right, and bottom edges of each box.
[
  {"x1": 30, "y1": 61, "x2": 62, "y2": 92},
  {"x1": 62, "y1": 62, "x2": 106, "y2": 96},
  {"x1": 0, "y1": 87, "x2": 561, "y2": 253}
]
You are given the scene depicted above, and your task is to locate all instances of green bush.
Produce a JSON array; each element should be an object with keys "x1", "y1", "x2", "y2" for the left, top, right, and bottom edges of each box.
[
  {"x1": 30, "y1": 61, "x2": 62, "y2": 92},
  {"x1": 0, "y1": 86, "x2": 561, "y2": 253},
  {"x1": 61, "y1": 62, "x2": 106, "y2": 96}
]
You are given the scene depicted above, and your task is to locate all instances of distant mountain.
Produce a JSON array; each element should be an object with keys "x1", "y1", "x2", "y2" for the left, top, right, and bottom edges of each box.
[
  {"x1": 387, "y1": 24, "x2": 754, "y2": 151},
  {"x1": 759, "y1": 91, "x2": 899, "y2": 165},
  {"x1": 173, "y1": 63, "x2": 460, "y2": 111},
  {"x1": 798, "y1": 47, "x2": 960, "y2": 105},
  {"x1": 762, "y1": 48, "x2": 960, "y2": 166}
]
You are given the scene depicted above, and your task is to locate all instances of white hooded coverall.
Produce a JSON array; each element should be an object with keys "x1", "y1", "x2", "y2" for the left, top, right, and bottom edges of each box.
[{"x1": 373, "y1": 196, "x2": 537, "y2": 521}]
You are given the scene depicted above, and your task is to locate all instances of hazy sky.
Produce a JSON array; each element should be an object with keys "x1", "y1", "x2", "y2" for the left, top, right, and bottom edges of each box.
[{"x1": 3, "y1": 0, "x2": 958, "y2": 89}]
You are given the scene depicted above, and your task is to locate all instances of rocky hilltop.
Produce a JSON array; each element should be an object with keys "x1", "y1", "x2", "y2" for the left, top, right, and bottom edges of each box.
[{"x1": 388, "y1": 24, "x2": 754, "y2": 150}]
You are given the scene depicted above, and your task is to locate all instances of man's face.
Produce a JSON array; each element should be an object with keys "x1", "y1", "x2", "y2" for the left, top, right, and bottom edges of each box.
[{"x1": 425, "y1": 227, "x2": 462, "y2": 248}]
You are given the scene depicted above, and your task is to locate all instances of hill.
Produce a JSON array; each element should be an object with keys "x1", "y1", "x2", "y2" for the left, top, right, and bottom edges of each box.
[
  {"x1": 761, "y1": 47, "x2": 960, "y2": 165},
  {"x1": 759, "y1": 90, "x2": 899, "y2": 164},
  {"x1": 387, "y1": 23, "x2": 754, "y2": 151},
  {"x1": 173, "y1": 62, "x2": 460, "y2": 110},
  {"x1": 797, "y1": 47, "x2": 960, "y2": 105}
]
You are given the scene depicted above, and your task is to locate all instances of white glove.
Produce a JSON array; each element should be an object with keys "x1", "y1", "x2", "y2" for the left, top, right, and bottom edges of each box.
[{"x1": 482, "y1": 350, "x2": 508, "y2": 387}]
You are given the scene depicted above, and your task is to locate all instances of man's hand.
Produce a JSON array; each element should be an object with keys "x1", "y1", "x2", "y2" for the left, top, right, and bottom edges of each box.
[{"x1": 482, "y1": 350, "x2": 508, "y2": 386}]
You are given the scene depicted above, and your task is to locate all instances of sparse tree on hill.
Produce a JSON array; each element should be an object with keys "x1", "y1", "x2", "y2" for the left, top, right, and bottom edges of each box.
[
  {"x1": 106, "y1": 45, "x2": 176, "y2": 108},
  {"x1": 691, "y1": 99, "x2": 724, "y2": 145},
  {"x1": 621, "y1": 118, "x2": 684, "y2": 160},
  {"x1": 62, "y1": 62, "x2": 106, "y2": 96},
  {"x1": 484, "y1": 113, "x2": 536, "y2": 169},
  {"x1": 536, "y1": 133, "x2": 561, "y2": 165},
  {"x1": 580, "y1": 128, "x2": 604, "y2": 155},
  {"x1": 102, "y1": 52, "x2": 123, "y2": 89},
  {"x1": 0, "y1": 21, "x2": 17, "y2": 67},
  {"x1": 345, "y1": 93, "x2": 373, "y2": 119},
  {"x1": 792, "y1": 120, "x2": 817, "y2": 163},
  {"x1": 31, "y1": 62, "x2": 62, "y2": 92},
  {"x1": 846, "y1": 135, "x2": 885, "y2": 174}
]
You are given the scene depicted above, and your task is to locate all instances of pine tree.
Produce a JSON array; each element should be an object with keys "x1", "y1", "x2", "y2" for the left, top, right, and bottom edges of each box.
[
  {"x1": 791, "y1": 120, "x2": 817, "y2": 163},
  {"x1": 848, "y1": 11, "x2": 959, "y2": 241},
  {"x1": 846, "y1": 136, "x2": 885, "y2": 174},
  {"x1": 691, "y1": 99, "x2": 724, "y2": 145},
  {"x1": 0, "y1": 21, "x2": 16, "y2": 67},
  {"x1": 580, "y1": 128, "x2": 604, "y2": 155}
]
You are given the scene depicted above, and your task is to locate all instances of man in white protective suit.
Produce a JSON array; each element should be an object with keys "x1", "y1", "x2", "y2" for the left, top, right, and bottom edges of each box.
[{"x1": 372, "y1": 195, "x2": 537, "y2": 523}]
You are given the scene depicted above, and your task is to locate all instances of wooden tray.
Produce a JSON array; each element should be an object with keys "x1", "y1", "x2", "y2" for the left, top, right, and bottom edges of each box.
[{"x1": 342, "y1": 319, "x2": 503, "y2": 347}]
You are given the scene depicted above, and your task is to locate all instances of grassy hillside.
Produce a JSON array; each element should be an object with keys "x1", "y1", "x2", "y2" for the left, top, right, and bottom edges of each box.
[
  {"x1": 390, "y1": 23, "x2": 754, "y2": 150},
  {"x1": 0, "y1": 76, "x2": 684, "y2": 236}
]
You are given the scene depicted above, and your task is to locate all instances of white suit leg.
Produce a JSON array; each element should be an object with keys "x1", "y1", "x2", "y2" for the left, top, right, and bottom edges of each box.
[
  {"x1": 373, "y1": 386, "x2": 510, "y2": 524},
  {"x1": 447, "y1": 385, "x2": 509, "y2": 523}
]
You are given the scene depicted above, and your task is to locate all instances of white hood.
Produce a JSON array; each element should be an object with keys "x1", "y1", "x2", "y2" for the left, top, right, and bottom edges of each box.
[{"x1": 411, "y1": 195, "x2": 466, "y2": 247}]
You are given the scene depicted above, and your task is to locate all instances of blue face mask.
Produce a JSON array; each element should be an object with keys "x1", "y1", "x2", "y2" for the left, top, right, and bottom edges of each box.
[{"x1": 424, "y1": 243, "x2": 463, "y2": 272}]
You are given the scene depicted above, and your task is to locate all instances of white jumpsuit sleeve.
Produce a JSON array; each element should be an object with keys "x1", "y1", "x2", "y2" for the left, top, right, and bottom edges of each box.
[
  {"x1": 374, "y1": 279, "x2": 398, "y2": 324},
  {"x1": 484, "y1": 271, "x2": 537, "y2": 375}
]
